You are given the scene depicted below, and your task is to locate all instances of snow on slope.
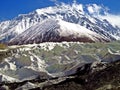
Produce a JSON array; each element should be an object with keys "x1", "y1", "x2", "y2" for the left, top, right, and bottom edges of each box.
[
  {"x1": 36, "y1": 3, "x2": 84, "y2": 15},
  {"x1": 58, "y1": 19, "x2": 106, "y2": 40},
  {"x1": 0, "y1": 3, "x2": 119, "y2": 43},
  {"x1": 9, "y1": 19, "x2": 110, "y2": 45}
]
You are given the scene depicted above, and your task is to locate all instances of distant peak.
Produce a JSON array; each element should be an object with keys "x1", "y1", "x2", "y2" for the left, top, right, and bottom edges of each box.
[
  {"x1": 86, "y1": 4, "x2": 108, "y2": 15},
  {"x1": 35, "y1": 3, "x2": 84, "y2": 15}
]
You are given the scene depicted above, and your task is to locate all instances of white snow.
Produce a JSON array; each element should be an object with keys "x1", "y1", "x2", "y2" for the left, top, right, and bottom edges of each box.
[
  {"x1": 59, "y1": 19, "x2": 94, "y2": 35},
  {"x1": 10, "y1": 18, "x2": 109, "y2": 44},
  {"x1": 0, "y1": 74, "x2": 19, "y2": 82},
  {"x1": 36, "y1": 3, "x2": 84, "y2": 15},
  {"x1": 0, "y1": 49, "x2": 8, "y2": 52},
  {"x1": 58, "y1": 19, "x2": 105, "y2": 41},
  {"x1": 108, "y1": 48, "x2": 120, "y2": 55},
  {"x1": 0, "y1": 3, "x2": 120, "y2": 43},
  {"x1": 16, "y1": 82, "x2": 36, "y2": 90}
]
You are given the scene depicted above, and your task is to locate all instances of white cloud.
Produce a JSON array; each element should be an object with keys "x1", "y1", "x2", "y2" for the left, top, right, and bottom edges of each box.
[
  {"x1": 87, "y1": 6, "x2": 94, "y2": 14},
  {"x1": 100, "y1": 14, "x2": 120, "y2": 27},
  {"x1": 48, "y1": 2, "x2": 120, "y2": 28},
  {"x1": 86, "y1": 4, "x2": 120, "y2": 28},
  {"x1": 87, "y1": 4, "x2": 102, "y2": 15}
]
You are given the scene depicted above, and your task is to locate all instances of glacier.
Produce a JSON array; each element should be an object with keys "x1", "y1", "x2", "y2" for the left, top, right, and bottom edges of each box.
[{"x1": 0, "y1": 42, "x2": 120, "y2": 83}]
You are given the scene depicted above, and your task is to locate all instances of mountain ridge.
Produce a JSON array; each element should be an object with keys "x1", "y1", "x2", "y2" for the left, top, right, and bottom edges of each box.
[
  {"x1": 9, "y1": 19, "x2": 111, "y2": 45},
  {"x1": 0, "y1": 3, "x2": 119, "y2": 45}
]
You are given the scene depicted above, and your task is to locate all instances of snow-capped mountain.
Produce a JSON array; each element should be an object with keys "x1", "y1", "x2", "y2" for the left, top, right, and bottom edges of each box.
[
  {"x1": 9, "y1": 19, "x2": 110, "y2": 45},
  {"x1": 0, "y1": 3, "x2": 120, "y2": 44}
]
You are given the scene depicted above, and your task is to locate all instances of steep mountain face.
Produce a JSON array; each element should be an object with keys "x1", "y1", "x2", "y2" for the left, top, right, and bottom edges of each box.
[
  {"x1": 9, "y1": 19, "x2": 110, "y2": 45},
  {"x1": 0, "y1": 3, "x2": 119, "y2": 44}
]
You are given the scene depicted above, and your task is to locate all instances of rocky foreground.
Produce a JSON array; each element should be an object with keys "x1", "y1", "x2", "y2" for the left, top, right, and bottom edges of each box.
[
  {"x1": 0, "y1": 42, "x2": 120, "y2": 90},
  {"x1": 0, "y1": 60, "x2": 120, "y2": 90},
  {"x1": 44, "y1": 60, "x2": 120, "y2": 90}
]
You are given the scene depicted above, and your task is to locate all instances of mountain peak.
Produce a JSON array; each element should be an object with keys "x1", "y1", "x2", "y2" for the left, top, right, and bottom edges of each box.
[
  {"x1": 0, "y1": 3, "x2": 119, "y2": 44},
  {"x1": 9, "y1": 19, "x2": 110, "y2": 45},
  {"x1": 35, "y1": 3, "x2": 84, "y2": 15}
]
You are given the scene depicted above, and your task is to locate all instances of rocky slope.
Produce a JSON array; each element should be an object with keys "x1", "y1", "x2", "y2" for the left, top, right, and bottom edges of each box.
[{"x1": 9, "y1": 19, "x2": 110, "y2": 45}]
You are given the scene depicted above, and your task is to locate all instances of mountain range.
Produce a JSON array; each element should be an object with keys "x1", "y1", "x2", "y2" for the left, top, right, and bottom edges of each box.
[
  {"x1": 0, "y1": 3, "x2": 120, "y2": 45},
  {"x1": 0, "y1": 3, "x2": 120, "y2": 89}
]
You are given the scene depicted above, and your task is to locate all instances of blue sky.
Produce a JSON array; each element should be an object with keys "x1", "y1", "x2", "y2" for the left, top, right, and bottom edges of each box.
[{"x1": 0, "y1": 0, "x2": 120, "y2": 21}]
